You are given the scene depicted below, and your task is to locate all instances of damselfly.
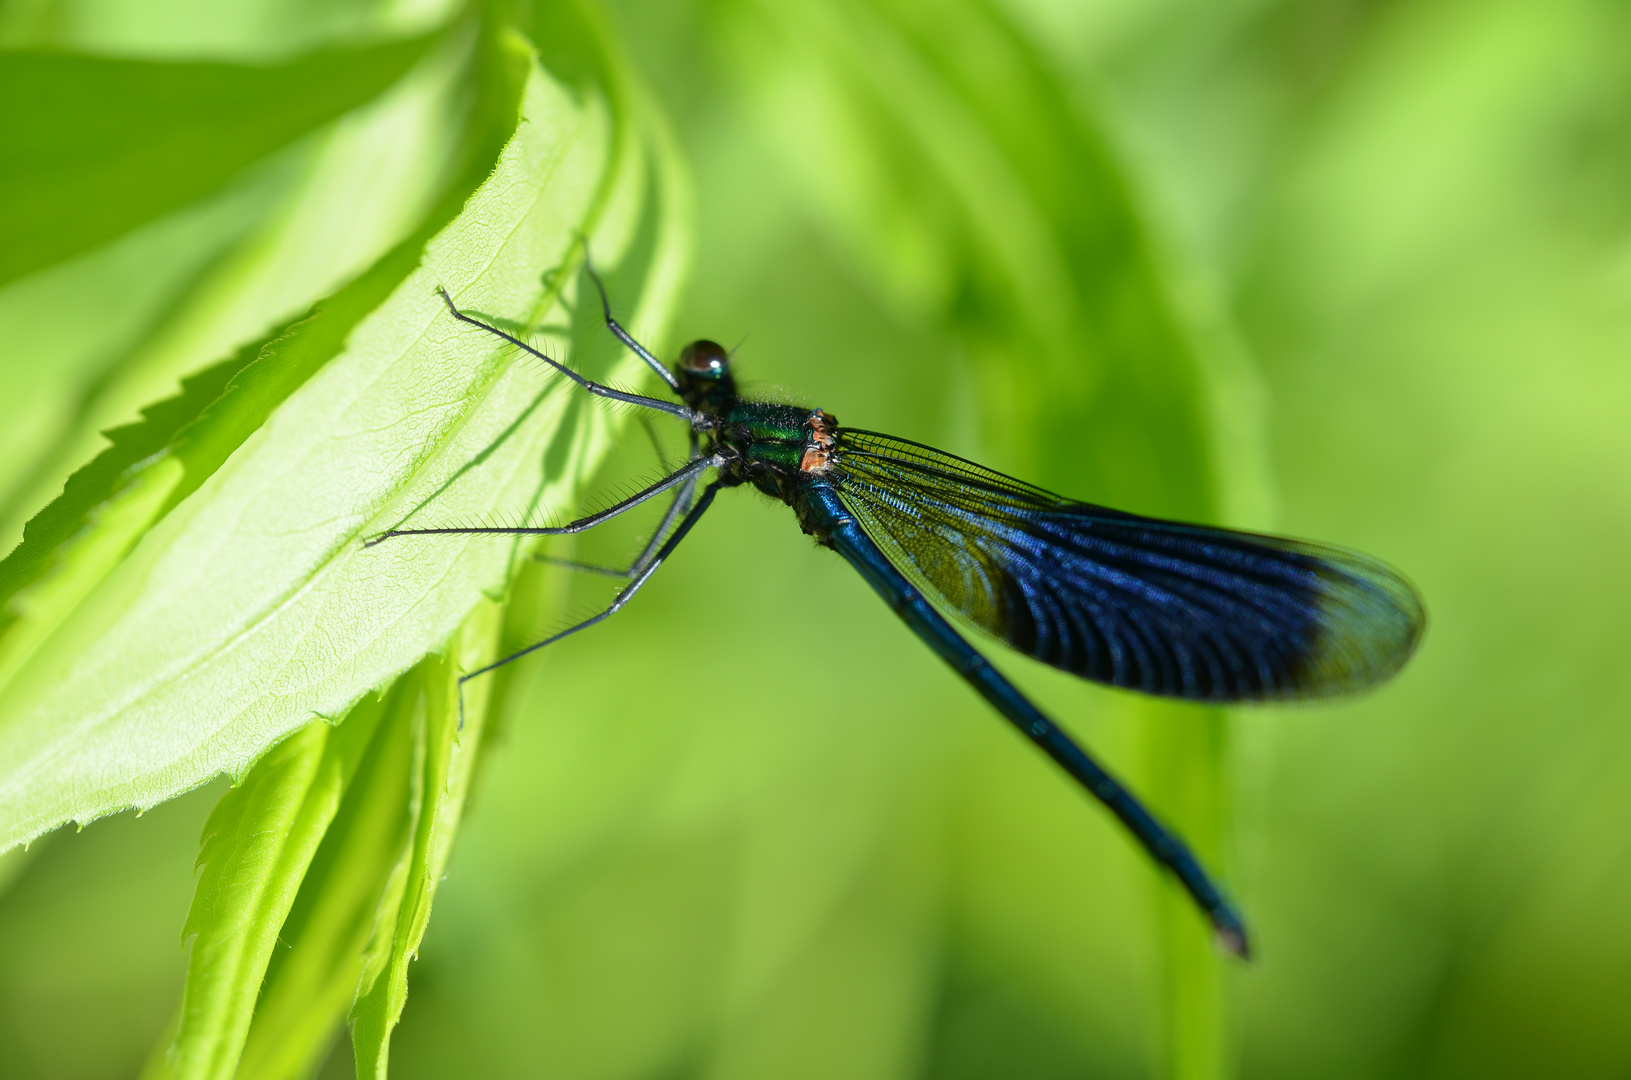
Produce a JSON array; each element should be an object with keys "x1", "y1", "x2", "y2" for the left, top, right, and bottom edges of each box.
[{"x1": 371, "y1": 271, "x2": 1426, "y2": 957}]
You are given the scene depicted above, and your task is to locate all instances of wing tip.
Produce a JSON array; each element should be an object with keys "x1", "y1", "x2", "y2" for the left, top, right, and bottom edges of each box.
[
  {"x1": 1190, "y1": 552, "x2": 1427, "y2": 705},
  {"x1": 1290, "y1": 556, "x2": 1427, "y2": 699}
]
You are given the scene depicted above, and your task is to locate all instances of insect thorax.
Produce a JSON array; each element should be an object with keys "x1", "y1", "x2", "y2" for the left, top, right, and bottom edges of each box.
[{"x1": 716, "y1": 402, "x2": 839, "y2": 501}]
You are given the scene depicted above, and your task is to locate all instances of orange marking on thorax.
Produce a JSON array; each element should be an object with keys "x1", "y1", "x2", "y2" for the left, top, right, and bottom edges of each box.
[{"x1": 799, "y1": 409, "x2": 839, "y2": 473}]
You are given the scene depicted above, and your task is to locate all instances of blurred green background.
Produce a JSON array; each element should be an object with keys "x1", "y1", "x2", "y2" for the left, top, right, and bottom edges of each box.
[{"x1": 4, "y1": 0, "x2": 1631, "y2": 1077}]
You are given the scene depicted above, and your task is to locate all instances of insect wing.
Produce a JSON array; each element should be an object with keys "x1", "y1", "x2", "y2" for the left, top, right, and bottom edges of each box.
[{"x1": 831, "y1": 430, "x2": 1424, "y2": 702}]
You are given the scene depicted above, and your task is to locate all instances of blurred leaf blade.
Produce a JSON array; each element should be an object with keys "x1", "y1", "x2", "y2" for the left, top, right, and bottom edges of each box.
[
  {"x1": 0, "y1": 33, "x2": 440, "y2": 287},
  {"x1": 724, "y1": 0, "x2": 1231, "y2": 517},
  {"x1": 715, "y1": 1, "x2": 1255, "y2": 1074}
]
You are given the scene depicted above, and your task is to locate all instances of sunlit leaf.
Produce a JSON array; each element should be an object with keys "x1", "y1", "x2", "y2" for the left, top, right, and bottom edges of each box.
[
  {"x1": 0, "y1": 30, "x2": 493, "y2": 676},
  {"x1": 0, "y1": 48, "x2": 639, "y2": 850},
  {"x1": 349, "y1": 604, "x2": 500, "y2": 1079},
  {"x1": 233, "y1": 687, "x2": 413, "y2": 1080},
  {"x1": 151, "y1": 709, "x2": 380, "y2": 1080}
]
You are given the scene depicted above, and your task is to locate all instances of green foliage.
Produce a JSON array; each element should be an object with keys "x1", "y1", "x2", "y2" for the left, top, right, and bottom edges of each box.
[
  {"x1": 719, "y1": 0, "x2": 1243, "y2": 517},
  {"x1": 348, "y1": 611, "x2": 501, "y2": 1080},
  {"x1": 4, "y1": 0, "x2": 1630, "y2": 1079},
  {"x1": 0, "y1": 0, "x2": 691, "y2": 1074},
  {"x1": 4, "y1": 41, "x2": 561, "y2": 847},
  {"x1": 0, "y1": 36, "x2": 435, "y2": 286},
  {"x1": 162, "y1": 712, "x2": 374, "y2": 1080}
]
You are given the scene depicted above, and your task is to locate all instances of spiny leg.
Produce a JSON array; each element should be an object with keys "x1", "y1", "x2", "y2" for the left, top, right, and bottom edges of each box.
[
  {"x1": 440, "y1": 267, "x2": 681, "y2": 572},
  {"x1": 534, "y1": 473, "x2": 701, "y2": 580},
  {"x1": 581, "y1": 252, "x2": 681, "y2": 392},
  {"x1": 434, "y1": 287, "x2": 693, "y2": 421},
  {"x1": 461, "y1": 480, "x2": 722, "y2": 693},
  {"x1": 366, "y1": 454, "x2": 721, "y2": 547}
]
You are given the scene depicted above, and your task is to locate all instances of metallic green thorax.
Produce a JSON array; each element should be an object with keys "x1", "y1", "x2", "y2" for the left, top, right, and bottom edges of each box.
[
  {"x1": 719, "y1": 402, "x2": 823, "y2": 495},
  {"x1": 675, "y1": 339, "x2": 837, "y2": 511}
]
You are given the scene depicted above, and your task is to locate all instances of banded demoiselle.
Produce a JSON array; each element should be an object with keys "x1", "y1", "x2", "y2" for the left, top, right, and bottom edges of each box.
[{"x1": 371, "y1": 273, "x2": 1426, "y2": 957}]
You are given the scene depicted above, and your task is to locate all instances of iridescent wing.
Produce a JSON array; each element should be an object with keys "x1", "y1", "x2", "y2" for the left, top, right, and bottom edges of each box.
[{"x1": 831, "y1": 429, "x2": 1424, "y2": 702}]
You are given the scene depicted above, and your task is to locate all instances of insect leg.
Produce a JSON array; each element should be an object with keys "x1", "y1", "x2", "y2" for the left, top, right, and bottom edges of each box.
[
  {"x1": 435, "y1": 287, "x2": 693, "y2": 421},
  {"x1": 366, "y1": 454, "x2": 720, "y2": 546},
  {"x1": 460, "y1": 480, "x2": 721, "y2": 686},
  {"x1": 581, "y1": 253, "x2": 682, "y2": 392},
  {"x1": 534, "y1": 473, "x2": 700, "y2": 579}
]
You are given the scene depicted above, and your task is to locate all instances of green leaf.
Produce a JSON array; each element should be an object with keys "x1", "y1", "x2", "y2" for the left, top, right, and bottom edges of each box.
[
  {"x1": 0, "y1": 171, "x2": 281, "y2": 552},
  {"x1": 340, "y1": 18, "x2": 695, "y2": 1072},
  {"x1": 0, "y1": 27, "x2": 476, "y2": 580},
  {"x1": 5, "y1": 15, "x2": 693, "y2": 1072},
  {"x1": 0, "y1": 342, "x2": 257, "y2": 694},
  {"x1": 146, "y1": 702, "x2": 385, "y2": 1080},
  {"x1": 348, "y1": 602, "x2": 501, "y2": 1079},
  {"x1": 0, "y1": 49, "x2": 638, "y2": 851},
  {"x1": 233, "y1": 684, "x2": 415, "y2": 1080},
  {"x1": 0, "y1": 33, "x2": 437, "y2": 286},
  {"x1": 0, "y1": 33, "x2": 525, "y2": 779},
  {"x1": 0, "y1": 222, "x2": 443, "y2": 697},
  {"x1": 723, "y1": 0, "x2": 1246, "y2": 520},
  {"x1": 0, "y1": 30, "x2": 497, "y2": 674},
  {"x1": 145, "y1": 607, "x2": 494, "y2": 1080}
]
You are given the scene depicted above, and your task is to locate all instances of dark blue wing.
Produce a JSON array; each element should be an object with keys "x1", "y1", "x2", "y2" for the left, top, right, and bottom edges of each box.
[{"x1": 830, "y1": 430, "x2": 1424, "y2": 702}]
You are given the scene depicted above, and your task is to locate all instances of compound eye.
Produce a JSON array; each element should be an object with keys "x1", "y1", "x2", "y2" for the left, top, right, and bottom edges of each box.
[{"x1": 679, "y1": 339, "x2": 729, "y2": 379}]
